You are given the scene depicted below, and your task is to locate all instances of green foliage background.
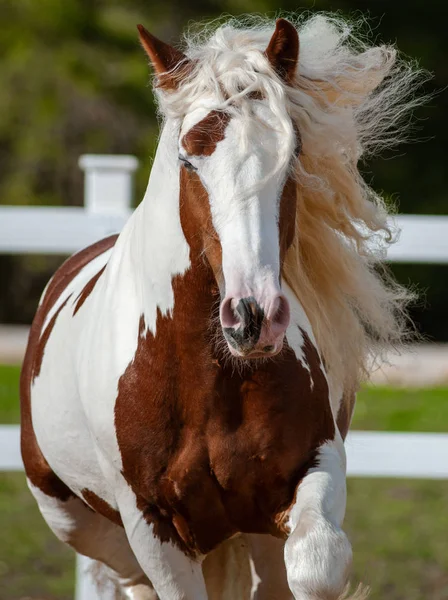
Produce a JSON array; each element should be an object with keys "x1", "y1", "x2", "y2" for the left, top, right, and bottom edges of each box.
[{"x1": 0, "y1": 0, "x2": 447, "y2": 335}]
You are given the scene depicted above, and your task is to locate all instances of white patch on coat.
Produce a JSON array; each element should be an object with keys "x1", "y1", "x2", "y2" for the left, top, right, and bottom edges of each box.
[
  {"x1": 284, "y1": 435, "x2": 352, "y2": 600},
  {"x1": 27, "y1": 479, "x2": 93, "y2": 546},
  {"x1": 282, "y1": 281, "x2": 346, "y2": 416},
  {"x1": 135, "y1": 119, "x2": 191, "y2": 334},
  {"x1": 116, "y1": 480, "x2": 208, "y2": 600},
  {"x1": 283, "y1": 281, "x2": 314, "y2": 377},
  {"x1": 32, "y1": 256, "x2": 118, "y2": 506}
]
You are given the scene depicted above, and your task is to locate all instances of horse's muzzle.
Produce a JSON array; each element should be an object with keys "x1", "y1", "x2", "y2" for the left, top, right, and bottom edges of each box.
[{"x1": 221, "y1": 294, "x2": 290, "y2": 358}]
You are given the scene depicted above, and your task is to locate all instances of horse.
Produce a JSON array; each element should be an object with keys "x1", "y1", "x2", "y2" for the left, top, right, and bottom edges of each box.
[{"x1": 20, "y1": 13, "x2": 422, "y2": 600}]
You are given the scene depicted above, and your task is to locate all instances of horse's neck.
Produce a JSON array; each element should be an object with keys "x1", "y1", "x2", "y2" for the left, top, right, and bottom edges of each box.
[{"x1": 112, "y1": 121, "x2": 192, "y2": 334}]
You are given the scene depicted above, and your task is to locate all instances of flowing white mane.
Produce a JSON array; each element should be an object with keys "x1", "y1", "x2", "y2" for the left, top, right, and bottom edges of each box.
[{"x1": 153, "y1": 14, "x2": 428, "y2": 392}]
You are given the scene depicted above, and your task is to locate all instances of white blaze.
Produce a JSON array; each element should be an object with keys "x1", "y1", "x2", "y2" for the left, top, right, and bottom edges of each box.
[{"x1": 181, "y1": 102, "x2": 293, "y2": 300}]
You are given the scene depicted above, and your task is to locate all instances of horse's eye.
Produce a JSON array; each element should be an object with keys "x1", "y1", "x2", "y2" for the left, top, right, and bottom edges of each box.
[{"x1": 179, "y1": 156, "x2": 197, "y2": 171}]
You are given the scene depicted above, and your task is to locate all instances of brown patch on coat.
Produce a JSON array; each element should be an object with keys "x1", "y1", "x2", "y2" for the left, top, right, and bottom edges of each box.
[
  {"x1": 114, "y1": 199, "x2": 334, "y2": 558},
  {"x1": 20, "y1": 235, "x2": 118, "y2": 501},
  {"x1": 179, "y1": 168, "x2": 222, "y2": 283},
  {"x1": 181, "y1": 110, "x2": 231, "y2": 157},
  {"x1": 73, "y1": 266, "x2": 106, "y2": 316},
  {"x1": 82, "y1": 489, "x2": 123, "y2": 528}
]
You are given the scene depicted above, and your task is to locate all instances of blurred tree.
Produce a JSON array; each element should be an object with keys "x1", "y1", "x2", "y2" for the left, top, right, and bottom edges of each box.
[{"x1": 0, "y1": 0, "x2": 446, "y2": 336}]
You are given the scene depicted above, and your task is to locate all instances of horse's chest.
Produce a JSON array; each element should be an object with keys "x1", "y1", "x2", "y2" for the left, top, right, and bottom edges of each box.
[{"x1": 115, "y1": 351, "x2": 334, "y2": 556}]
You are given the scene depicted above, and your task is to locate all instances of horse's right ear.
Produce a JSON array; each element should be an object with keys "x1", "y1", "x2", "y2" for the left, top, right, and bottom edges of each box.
[
  {"x1": 137, "y1": 24, "x2": 190, "y2": 90},
  {"x1": 265, "y1": 19, "x2": 299, "y2": 84}
]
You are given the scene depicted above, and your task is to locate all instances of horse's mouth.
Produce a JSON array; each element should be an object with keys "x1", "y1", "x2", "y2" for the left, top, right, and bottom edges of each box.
[{"x1": 223, "y1": 334, "x2": 285, "y2": 360}]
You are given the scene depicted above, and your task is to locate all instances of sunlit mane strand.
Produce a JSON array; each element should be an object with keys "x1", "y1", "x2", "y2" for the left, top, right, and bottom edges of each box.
[{"x1": 154, "y1": 13, "x2": 429, "y2": 392}]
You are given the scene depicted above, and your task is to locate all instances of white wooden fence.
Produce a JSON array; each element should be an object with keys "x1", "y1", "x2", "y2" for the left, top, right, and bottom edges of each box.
[{"x1": 0, "y1": 155, "x2": 447, "y2": 599}]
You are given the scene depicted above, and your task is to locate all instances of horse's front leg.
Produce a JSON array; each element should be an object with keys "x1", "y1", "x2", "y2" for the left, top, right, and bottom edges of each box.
[
  {"x1": 284, "y1": 435, "x2": 352, "y2": 600},
  {"x1": 116, "y1": 483, "x2": 208, "y2": 600}
]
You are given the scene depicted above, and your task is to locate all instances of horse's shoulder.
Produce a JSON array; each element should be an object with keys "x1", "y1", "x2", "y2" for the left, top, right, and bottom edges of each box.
[{"x1": 40, "y1": 234, "x2": 118, "y2": 322}]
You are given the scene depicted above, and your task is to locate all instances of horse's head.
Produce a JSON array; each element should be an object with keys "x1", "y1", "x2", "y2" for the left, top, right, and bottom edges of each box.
[{"x1": 138, "y1": 20, "x2": 300, "y2": 359}]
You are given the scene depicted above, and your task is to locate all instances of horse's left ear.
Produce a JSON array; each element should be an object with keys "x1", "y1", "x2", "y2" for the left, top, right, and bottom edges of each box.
[
  {"x1": 137, "y1": 24, "x2": 190, "y2": 90},
  {"x1": 265, "y1": 19, "x2": 299, "y2": 84}
]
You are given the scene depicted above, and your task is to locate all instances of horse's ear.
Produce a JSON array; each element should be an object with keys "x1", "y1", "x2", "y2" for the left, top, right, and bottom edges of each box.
[
  {"x1": 137, "y1": 24, "x2": 190, "y2": 90},
  {"x1": 265, "y1": 19, "x2": 299, "y2": 84}
]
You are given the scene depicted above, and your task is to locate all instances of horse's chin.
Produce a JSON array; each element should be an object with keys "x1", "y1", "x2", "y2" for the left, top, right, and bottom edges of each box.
[{"x1": 224, "y1": 337, "x2": 285, "y2": 360}]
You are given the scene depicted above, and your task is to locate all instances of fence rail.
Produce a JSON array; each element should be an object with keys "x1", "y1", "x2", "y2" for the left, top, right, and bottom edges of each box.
[
  {"x1": 3, "y1": 206, "x2": 448, "y2": 263},
  {"x1": 1, "y1": 154, "x2": 446, "y2": 599}
]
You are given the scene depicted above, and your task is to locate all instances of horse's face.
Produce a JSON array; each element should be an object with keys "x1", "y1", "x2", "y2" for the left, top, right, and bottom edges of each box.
[
  {"x1": 178, "y1": 102, "x2": 297, "y2": 359},
  {"x1": 138, "y1": 19, "x2": 299, "y2": 358}
]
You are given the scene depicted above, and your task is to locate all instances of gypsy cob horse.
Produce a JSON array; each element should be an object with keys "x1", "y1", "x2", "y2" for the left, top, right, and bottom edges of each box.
[{"x1": 21, "y1": 13, "x2": 420, "y2": 600}]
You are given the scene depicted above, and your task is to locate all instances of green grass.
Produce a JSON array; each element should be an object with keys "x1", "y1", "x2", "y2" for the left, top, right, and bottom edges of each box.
[
  {"x1": 0, "y1": 473, "x2": 75, "y2": 600},
  {"x1": 352, "y1": 386, "x2": 448, "y2": 433},
  {"x1": 1, "y1": 364, "x2": 448, "y2": 599},
  {"x1": 347, "y1": 479, "x2": 448, "y2": 600},
  {"x1": 0, "y1": 364, "x2": 20, "y2": 423}
]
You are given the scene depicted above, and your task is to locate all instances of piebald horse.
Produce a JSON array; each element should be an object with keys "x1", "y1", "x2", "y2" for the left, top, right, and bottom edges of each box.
[{"x1": 21, "y1": 14, "x2": 420, "y2": 600}]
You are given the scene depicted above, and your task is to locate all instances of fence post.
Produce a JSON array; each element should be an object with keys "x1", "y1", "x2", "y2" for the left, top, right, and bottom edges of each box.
[
  {"x1": 78, "y1": 155, "x2": 139, "y2": 215},
  {"x1": 75, "y1": 154, "x2": 138, "y2": 600}
]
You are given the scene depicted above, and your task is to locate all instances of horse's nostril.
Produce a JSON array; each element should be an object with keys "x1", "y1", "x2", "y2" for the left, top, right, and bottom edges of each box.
[
  {"x1": 269, "y1": 294, "x2": 290, "y2": 329},
  {"x1": 263, "y1": 345, "x2": 274, "y2": 353},
  {"x1": 220, "y1": 297, "x2": 240, "y2": 329}
]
